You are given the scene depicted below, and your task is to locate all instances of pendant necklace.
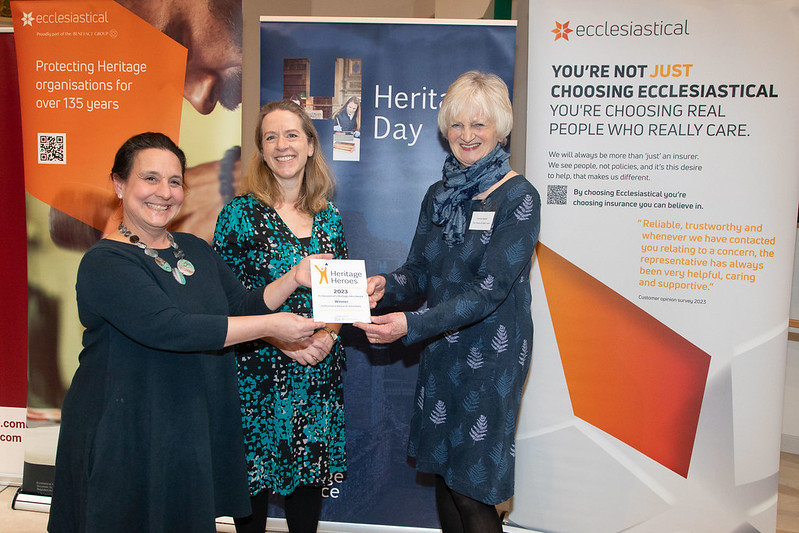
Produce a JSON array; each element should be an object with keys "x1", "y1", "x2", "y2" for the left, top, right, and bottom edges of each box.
[{"x1": 118, "y1": 222, "x2": 196, "y2": 285}]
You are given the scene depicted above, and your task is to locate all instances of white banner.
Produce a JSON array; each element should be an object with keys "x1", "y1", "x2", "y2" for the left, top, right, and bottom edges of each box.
[{"x1": 513, "y1": 1, "x2": 799, "y2": 531}]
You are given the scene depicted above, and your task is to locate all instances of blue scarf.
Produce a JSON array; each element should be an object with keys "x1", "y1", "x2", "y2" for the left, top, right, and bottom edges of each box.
[{"x1": 431, "y1": 144, "x2": 511, "y2": 246}]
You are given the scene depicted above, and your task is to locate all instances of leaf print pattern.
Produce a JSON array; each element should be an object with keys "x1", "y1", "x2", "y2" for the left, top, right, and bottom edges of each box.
[
  {"x1": 433, "y1": 440, "x2": 448, "y2": 465},
  {"x1": 425, "y1": 375, "x2": 437, "y2": 401},
  {"x1": 514, "y1": 194, "x2": 536, "y2": 221},
  {"x1": 455, "y1": 299, "x2": 477, "y2": 319},
  {"x1": 518, "y1": 339, "x2": 529, "y2": 367},
  {"x1": 496, "y1": 455, "x2": 510, "y2": 480},
  {"x1": 491, "y1": 325, "x2": 508, "y2": 353},
  {"x1": 467, "y1": 346, "x2": 484, "y2": 370},
  {"x1": 449, "y1": 425, "x2": 464, "y2": 448},
  {"x1": 430, "y1": 400, "x2": 447, "y2": 426},
  {"x1": 480, "y1": 227, "x2": 493, "y2": 245},
  {"x1": 489, "y1": 442, "x2": 504, "y2": 465},
  {"x1": 469, "y1": 415, "x2": 488, "y2": 442},
  {"x1": 395, "y1": 176, "x2": 540, "y2": 505},
  {"x1": 424, "y1": 239, "x2": 441, "y2": 262},
  {"x1": 462, "y1": 390, "x2": 480, "y2": 413},
  {"x1": 504, "y1": 239, "x2": 527, "y2": 266},
  {"x1": 446, "y1": 263, "x2": 462, "y2": 284},
  {"x1": 444, "y1": 330, "x2": 460, "y2": 344},
  {"x1": 505, "y1": 409, "x2": 516, "y2": 436},
  {"x1": 448, "y1": 360, "x2": 463, "y2": 386},
  {"x1": 459, "y1": 238, "x2": 475, "y2": 261},
  {"x1": 467, "y1": 459, "x2": 488, "y2": 485},
  {"x1": 494, "y1": 370, "x2": 512, "y2": 399}
]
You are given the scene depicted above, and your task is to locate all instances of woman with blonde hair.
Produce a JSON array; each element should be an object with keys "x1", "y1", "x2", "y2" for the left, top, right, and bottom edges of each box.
[
  {"x1": 356, "y1": 71, "x2": 540, "y2": 533},
  {"x1": 214, "y1": 100, "x2": 348, "y2": 533}
]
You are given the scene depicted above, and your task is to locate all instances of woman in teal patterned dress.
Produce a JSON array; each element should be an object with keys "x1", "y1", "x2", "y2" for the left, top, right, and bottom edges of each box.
[
  {"x1": 355, "y1": 72, "x2": 541, "y2": 533},
  {"x1": 214, "y1": 101, "x2": 347, "y2": 533}
]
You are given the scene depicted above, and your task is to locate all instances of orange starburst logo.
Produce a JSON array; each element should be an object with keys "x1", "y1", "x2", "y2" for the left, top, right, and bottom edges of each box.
[{"x1": 552, "y1": 20, "x2": 573, "y2": 41}]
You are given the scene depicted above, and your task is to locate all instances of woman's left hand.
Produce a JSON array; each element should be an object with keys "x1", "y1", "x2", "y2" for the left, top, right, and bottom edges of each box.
[
  {"x1": 272, "y1": 330, "x2": 334, "y2": 366},
  {"x1": 354, "y1": 313, "x2": 407, "y2": 344}
]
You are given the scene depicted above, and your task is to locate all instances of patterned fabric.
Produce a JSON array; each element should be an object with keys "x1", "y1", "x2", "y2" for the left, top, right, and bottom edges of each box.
[
  {"x1": 380, "y1": 175, "x2": 540, "y2": 505},
  {"x1": 213, "y1": 194, "x2": 348, "y2": 496},
  {"x1": 432, "y1": 144, "x2": 511, "y2": 246}
]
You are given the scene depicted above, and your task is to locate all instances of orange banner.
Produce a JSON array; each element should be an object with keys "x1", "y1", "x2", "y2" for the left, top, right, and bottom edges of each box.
[{"x1": 11, "y1": 0, "x2": 186, "y2": 232}]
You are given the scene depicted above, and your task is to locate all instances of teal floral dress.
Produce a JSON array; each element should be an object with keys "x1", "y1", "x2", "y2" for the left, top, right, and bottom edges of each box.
[{"x1": 213, "y1": 194, "x2": 347, "y2": 496}]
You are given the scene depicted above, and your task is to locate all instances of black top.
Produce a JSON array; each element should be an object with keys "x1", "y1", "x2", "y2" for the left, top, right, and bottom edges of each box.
[{"x1": 48, "y1": 233, "x2": 268, "y2": 533}]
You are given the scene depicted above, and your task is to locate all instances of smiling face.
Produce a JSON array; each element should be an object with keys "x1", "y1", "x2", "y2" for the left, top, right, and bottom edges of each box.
[
  {"x1": 260, "y1": 109, "x2": 314, "y2": 184},
  {"x1": 346, "y1": 101, "x2": 358, "y2": 115},
  {"x1": 113, "y1": 148, "x2": 184, "y2": 241},
  {"x1": 446, "y1": 111, "x2": 502, "y2": 168}
]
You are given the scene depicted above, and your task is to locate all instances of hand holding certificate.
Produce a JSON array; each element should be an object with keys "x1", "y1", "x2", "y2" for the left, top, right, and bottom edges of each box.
[{"x1": 310, "y1": 259, "x2": 371, "y2": 323}]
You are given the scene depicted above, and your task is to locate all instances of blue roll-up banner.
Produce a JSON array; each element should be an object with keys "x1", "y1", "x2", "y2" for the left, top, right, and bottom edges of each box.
[{"x1": 258, "y1": 18, "x2": 516, "y2": 529}]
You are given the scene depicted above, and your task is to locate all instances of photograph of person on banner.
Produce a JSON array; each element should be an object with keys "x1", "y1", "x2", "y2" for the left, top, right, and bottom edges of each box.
[
  {"x1": 333, "y1": 96, "x2": 361, "y2": 135},
  {"x1": 115, "y1": 0, "x2": 246, "y2": 242},
  {"x1": 213, "y1": 100, "x2": 348, "y2": 533},
  {"x1": 355, "y1": 71, "x2": 541, "y2": 533},
  {"x1": 50, "y1": 0, "x2": 244, "y2": 251},
  {"x1": 48, "y1": 132, "x2": 325, "y2": 533}
]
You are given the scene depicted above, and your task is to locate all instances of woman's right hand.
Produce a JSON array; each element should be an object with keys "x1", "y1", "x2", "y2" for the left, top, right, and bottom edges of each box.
[
  {"x1": 267, "y1": 313, "x2": 325, "y2": 345},
  {"x1": 293, "y1": 253, "x2": 334, "y2": 288},
  {"x1": 366, "y1": 275, "x2": 387, "y2": 309}
]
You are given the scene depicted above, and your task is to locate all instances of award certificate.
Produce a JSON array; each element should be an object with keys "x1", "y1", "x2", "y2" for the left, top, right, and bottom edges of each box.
[{"x1": 310, "y1": 259, "x2": 371, "y2": 323}]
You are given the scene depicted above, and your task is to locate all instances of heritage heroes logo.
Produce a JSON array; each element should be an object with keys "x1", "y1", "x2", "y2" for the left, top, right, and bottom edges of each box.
[{"x1": 551, "y1": 18, "x2": 690, "y2": 41}]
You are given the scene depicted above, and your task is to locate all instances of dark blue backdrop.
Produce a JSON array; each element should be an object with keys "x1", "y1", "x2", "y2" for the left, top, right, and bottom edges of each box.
[{"x1": 260, "y1": 19, "x2": 516, "y2": 528}]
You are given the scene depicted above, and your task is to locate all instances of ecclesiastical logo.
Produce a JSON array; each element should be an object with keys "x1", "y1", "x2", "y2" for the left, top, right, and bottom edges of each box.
[{"x1": 551, "y1": 20, "x2": 573, "y2": 41}]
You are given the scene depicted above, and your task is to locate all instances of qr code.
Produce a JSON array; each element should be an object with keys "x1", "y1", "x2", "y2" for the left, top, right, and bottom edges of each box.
[
  {"x1": 547, "y1": 184, "x2": 567, "y2": 205},
  {"x1": 38, "y1": 133, "x2": 66, "y2": 164}
]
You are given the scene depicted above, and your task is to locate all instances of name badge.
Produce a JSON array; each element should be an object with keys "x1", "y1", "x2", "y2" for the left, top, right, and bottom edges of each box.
[{"x1": 469, "y1": 211, "x2": 495, "y2": 231}]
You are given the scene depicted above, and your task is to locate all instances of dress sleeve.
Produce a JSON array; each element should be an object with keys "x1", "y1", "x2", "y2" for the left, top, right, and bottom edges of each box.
[
  {"x1": 403, "y1": 182, "x2": 541, "y2": 345},
  {"x1": 77, "y1": 247, "x2": 231, "y2": 353},
  {"x1": 213, "y1": 197, "x2": 257, "y2": 287},
  {"x1": 211, "y1": 241, "x2": 270, "y2": 316}
]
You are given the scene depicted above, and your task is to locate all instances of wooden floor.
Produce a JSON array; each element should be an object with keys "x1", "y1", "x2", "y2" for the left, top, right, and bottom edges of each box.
[
  {"x1": 779, "y1": 452, "x2": 799, "y2": 533},
  {"x1": 3, "y1": 453, "x2": 799, "y2": 532}
]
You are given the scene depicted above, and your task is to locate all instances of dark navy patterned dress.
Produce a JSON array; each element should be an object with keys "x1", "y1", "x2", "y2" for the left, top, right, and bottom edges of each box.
[
  {"x1": 213, "y1": 194, "x2": 347, "y2": 496},
  {"x1": 379, "y1": 175, "x2": 540, "y2": 505}
]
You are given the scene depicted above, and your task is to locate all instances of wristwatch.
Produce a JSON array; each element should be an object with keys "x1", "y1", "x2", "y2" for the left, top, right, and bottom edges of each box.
[{"x1": 321, "y1": 327, "x2": 339, "y2": 342}]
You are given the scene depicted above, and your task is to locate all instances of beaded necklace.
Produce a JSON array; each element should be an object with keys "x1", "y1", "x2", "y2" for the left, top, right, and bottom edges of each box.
[{"x1": 118, "y1": 222, "x2": 195, "y2": 285}]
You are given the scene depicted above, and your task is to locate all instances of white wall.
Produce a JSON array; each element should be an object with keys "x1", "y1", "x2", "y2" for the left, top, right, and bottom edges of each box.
[{"x1": 782, "y1": 230, "x2": 799, "y2": 453}]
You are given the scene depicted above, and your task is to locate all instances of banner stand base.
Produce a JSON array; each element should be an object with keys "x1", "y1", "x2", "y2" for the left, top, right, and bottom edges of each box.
[{"x1": 11, "y1": 488, "x2": 50, "y2": 513}]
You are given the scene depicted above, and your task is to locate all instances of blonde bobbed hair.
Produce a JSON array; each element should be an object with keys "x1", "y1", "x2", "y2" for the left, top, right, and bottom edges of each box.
[
  {"x1": 437, "y1": 71, "x2": 513, "y2": 146},
  {"x1": 244, "y1": 100, "x2": 335, "y2": 213}
]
